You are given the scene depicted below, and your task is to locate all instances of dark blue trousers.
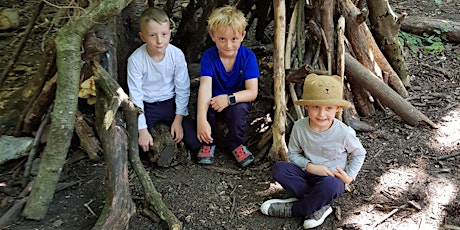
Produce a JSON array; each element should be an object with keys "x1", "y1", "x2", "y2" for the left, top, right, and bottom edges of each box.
[
  {"x1": 144, "y1": 98, "x2": 201, "y2": 151},
  {"x1": 206, "y1": 102, "x2": 250, "y2": 152},
  {"x1": 272, "y1": 161, "x2": 345, "y2": 217}
]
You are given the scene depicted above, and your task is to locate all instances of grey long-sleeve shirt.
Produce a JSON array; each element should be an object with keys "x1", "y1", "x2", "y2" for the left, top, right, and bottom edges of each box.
[{"x1": 287, "y1": 117, "x2": 366, "y2": 179}]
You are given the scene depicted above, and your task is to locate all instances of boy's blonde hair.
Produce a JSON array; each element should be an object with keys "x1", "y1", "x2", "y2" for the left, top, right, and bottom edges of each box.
[
  {"x1": 139, "y1": 7, "x2": 170, "y2": 30},
  {"x1": 207, "y1": 5, "x2": 247, "y2": 34}
]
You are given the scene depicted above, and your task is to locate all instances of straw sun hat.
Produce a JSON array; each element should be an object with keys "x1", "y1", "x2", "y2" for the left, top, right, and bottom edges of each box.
[{"x1": 294, "y1": 74, "x2": 352, "y2": 108}]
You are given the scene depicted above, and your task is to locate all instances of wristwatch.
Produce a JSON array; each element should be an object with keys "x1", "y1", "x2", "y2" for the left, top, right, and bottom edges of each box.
[{"x1": 228, "y1": 94, "x2": 236, "y2": 105}]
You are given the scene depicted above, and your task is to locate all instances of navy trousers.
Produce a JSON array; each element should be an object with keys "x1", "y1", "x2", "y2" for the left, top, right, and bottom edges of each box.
[
  {"x1": 144, "y1": 98, "x2": 201, "y2": 151},
  {"x1": 271, "y1": 161, "x2": 345, "y2": 217},
  {"x1": 206, "y1": 102, "x2": 250, "y2": 152}
]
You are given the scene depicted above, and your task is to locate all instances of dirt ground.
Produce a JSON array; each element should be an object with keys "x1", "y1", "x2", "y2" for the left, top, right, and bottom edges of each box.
[{"x1": 1, "y1": 0, "x2": 460, "y2": 230}]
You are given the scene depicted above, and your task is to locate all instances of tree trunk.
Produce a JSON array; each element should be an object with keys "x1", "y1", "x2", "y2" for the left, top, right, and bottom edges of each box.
[
  {"x1": 271, "y1": 0, "x2": 288, "y2": 162},
  {"x1": 367, "y1": 0, "x2": 410, "y2": 87},
  {"x1": 23, "y1": 0, "x2": 132, "y2": 220}
]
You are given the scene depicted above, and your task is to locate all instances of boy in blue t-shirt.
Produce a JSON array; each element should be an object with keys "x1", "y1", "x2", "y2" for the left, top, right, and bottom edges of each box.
[{"x1": 196, "y1": 5, "x2": 260, "y2": 168}]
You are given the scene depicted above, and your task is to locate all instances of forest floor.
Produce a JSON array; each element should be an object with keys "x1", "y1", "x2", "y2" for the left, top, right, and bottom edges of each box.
[{"x1": 1, "y1": 0, "x2": 460, "y2": 230}]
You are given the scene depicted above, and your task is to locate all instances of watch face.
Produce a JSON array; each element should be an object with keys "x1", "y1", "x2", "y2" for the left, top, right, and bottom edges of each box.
[{"x1": 229, "y1": 95, "x2": 236, "y2": 105}]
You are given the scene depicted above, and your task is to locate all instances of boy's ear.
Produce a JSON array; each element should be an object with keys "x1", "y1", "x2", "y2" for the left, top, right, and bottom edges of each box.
[
  {"x1": 138, "y1": 32, "x2": 145, "y2": 42},
  {"x1": 242, "y1": 30, "x2": 246, "y2": 40}
]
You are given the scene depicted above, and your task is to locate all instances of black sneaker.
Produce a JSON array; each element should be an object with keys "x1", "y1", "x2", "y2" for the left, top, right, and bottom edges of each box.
[
  {"x1": 303, "y1": 205, "x2": 333, "y2": 229},
  {"x1": 260, "y1": 198, "x2": 298, "y2": 217}
]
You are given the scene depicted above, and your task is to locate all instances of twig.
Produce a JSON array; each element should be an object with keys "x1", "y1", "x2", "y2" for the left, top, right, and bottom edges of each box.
[
  {"x1": 229, "y1": 186, "x2": 238, "y2": 220},
  {"x1": 437, "y1": 151, "x2": 460, "y2": 161},
  {"x1": 22, "y1": 103, "x2": 53, "y2": 186},
  {"x1": 443, "y1": 224, "x2": 460, "y2": 230},
  {"x1": 84, "y1": 199, "x2": 97, "y2": 217},
  {"x1": 0, "y1": 1, "x2": 45, "y2": 87},
  {"x1": 370, "y1": 208, "x2": 399, "y2": 229}
]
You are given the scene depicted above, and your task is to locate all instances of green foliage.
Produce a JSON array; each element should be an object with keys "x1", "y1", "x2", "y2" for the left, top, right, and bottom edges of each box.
[
  {"x1": 435, "y1": 0, "x2": 442, "y2": 4},
  {"x1": 398, "y1": 29, "x2": 448, "y2": 53}
]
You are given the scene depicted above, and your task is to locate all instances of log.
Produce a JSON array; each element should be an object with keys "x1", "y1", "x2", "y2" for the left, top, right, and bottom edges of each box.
[
  {"x1": 75, "y1": 111, "x2": 102, "y2": 162},
  {"x1": 23, "y1": 74, "x2": 57, "y2": 134},
  {"x1": 93, "y1": 62, "x2": 181, "y2": 229},
  {"x1": 401, "y1": 16, "x2": 460, "y2": 44},
  {"x1": 345, "y1": 53, "x2": 436, "y2": 128},
  {"x1": 93, "y1": 63, "x2": 137, "y2": 229},
  {"x1": 149, "y1": 122, "x2": 188, "y2": 167},
  {"x1": 340, "y1": 0, "x2": 409, "y2": 116}
]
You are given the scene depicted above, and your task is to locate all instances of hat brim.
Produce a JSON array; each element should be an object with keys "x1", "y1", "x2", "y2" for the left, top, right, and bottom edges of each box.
[{"x1": 294, "y1": 99, "x2": 351, "y2": 108}]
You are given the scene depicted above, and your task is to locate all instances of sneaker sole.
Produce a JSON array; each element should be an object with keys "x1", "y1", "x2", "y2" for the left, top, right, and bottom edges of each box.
[
  {"x1": 198, "y1": 157, "x2": 213, "y2": 165},
  {"x1": 303, "y1": 206, "x2": 333, "y2": 229},
  {"x1": 239, "y1": 154, "x2": 254, "y2": 167},
  {"x1": 260, "y1": 197, "x2": 298, "y2": 216}
]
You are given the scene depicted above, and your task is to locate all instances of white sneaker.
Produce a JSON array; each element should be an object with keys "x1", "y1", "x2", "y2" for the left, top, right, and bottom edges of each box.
[
  {"x1": 303, "y1": 205, "x2": 333, "y2": 229},
  {"x1": 260, "y1": 197, "x2": 298, "y2": 217}
]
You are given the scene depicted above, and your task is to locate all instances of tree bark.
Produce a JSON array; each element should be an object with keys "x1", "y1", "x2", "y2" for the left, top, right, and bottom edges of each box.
[
  {"x1": 23, "y1": 0, "x2": 132, "y2": 220},
  {"x1": 367, "y1": 0, "x2": 410, "y2": 87},
  {"x1": 271, "y1": 0, "x2": 288, "y2": 162}
]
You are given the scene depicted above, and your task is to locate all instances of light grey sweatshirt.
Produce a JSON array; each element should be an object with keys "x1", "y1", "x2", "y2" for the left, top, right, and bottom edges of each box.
[{"x1": 287, "y1": 117, "x2": 366, "y2": 179}]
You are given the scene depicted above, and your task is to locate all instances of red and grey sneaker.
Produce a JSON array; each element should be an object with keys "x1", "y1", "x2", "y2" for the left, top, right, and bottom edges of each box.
[
  {"x1": 232, "y1": 145, "x2": 254, "y2": 167},
  {"x1": 197, "y1": 145, "x2": 215, "y2": 165}
]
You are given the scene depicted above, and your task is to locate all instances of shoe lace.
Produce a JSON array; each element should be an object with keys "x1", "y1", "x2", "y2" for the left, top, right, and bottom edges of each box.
[{"x1": 269, "y1": 202, "x2": 293, "y2": 217}]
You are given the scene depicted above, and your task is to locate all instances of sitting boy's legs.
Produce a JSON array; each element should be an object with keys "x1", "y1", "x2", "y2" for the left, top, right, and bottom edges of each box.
[
  {"x1": 264, "y1": 161, "x2": 345, "y2": 228},
  {"x1": 224, "y1": 102, "x2": 254, "y2": 167}
]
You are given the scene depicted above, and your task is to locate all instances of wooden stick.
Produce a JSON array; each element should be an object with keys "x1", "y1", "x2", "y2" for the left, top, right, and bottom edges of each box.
[
  {"x1": 437, "y1": 152, "x2": 460, "y2": 161},
  {"x1": 22, "y1": 103, "x2": 53, "y2": 186},
  {"x1": 370, "y1": 208, "x2": 399, "y2": 229}
]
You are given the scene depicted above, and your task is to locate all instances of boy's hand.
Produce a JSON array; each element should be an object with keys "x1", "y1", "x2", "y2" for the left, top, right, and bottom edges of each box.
[
  {"x1": 210, "y1": 95, "x2": 229, "y2": 112},
  {"x1": 138, "y1": 128, "x2": 153, "y2": 152},
  {"x1": 170, "y1": 119, "x2": 184, "y2": 143},
  {"x1": 197, "y1": 120, "x2": 213, "y2": 144},
  {"x1": 334, "y1": 167, "x2": 353, "y2": 184},
  {"x1": 306, "y1": 163, "x2": 335, "y2": 177}
]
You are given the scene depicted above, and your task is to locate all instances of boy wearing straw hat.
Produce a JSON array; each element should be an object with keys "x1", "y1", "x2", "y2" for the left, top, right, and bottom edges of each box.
[{"x1": 260, "y1": 74, "x2": 366, "y2": 229}]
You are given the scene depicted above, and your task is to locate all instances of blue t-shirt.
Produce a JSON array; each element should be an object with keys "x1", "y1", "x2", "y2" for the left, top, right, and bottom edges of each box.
[{"x1": 200, "y1": 46, "x2": 260, "y2": 97}]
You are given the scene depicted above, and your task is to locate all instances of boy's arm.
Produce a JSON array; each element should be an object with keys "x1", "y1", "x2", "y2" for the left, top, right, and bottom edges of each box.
[
  {"x1": 344, "y1": 130, "x2": 366, "y2": 180},
  {"x1": 233, "y1": 78, "x2": 258, "y2": 103},
  {"x1": 197, "y1": 76, "x2": 213, "y2": 144},
  {"x1": 173, "y1": 50, "x2": 190, "y2": 117}
]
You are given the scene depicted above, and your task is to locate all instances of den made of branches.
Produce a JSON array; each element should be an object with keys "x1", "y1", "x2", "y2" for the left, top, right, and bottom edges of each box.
[{"x1": 0, "y1": 0, "x2": 449, "y2": 229}]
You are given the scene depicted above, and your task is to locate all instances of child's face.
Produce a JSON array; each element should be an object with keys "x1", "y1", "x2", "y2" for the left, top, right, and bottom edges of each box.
[
  {"x1": 139, "y1": 20, "x2": 171, "y2": 58},
  {"x1": 209, "y1": 26, "x2": 246, "y2": 59},
  {"x1": 305, "y1": 105, "x2": 340, "y2": 132}
]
